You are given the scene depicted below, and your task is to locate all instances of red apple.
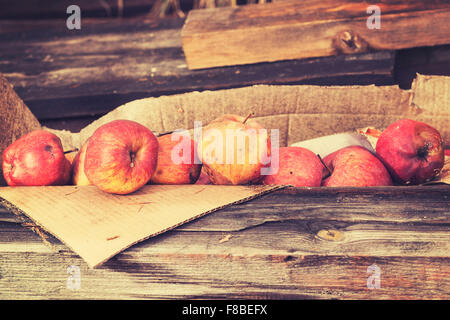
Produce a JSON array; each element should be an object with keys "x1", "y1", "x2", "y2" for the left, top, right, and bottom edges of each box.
[
  {"x1": 197, "y1": 114, "x2": 271, "y2": 185},
  {"x1": 445, "y1": 149, "x2": 450, "y2": 157},
  {"x1": 2, "y1": 130, "x2": 71, "y2": 186},
  {"x1": 322, "y1": 146, "x2": 392, "y2": 187},
  {"x1": 72, "y1": 139, "x2": 91, "y2": 186},
  {"x1": 84, "y1": 120, "x2": 159, "y2": 194},
  {"x1": 150, "y1": 132, "x2": 202, "y2": 184},
  {"x1": 376, "y1": 119, "x2": 445, "y2": 184},
  {"x1": 262, "y1": 147, "x2": 323, "y2": 187}
]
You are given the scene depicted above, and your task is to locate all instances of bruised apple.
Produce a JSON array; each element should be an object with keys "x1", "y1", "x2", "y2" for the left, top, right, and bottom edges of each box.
[
  {"x1": 197, "y1": 114, "x2": 271, "y2": 185},
  {"x1": 150, "y1": 132, "x2": 202, "y2": 184},
  {"x1": 376, "y1": 119, "x2": 445, "y2": 184},
  {"x1": 2, "y1": 130, "x2": 71, "y2": 186},
  {"x1": 322, "y1": 146, "x2": 392, "y2": 187},
  {"x1": 84, "y1": 120, "x2": 159, "y2": 194},
  {"x1": 262, "y1": 147, "x2": 323, "y2": 187}
]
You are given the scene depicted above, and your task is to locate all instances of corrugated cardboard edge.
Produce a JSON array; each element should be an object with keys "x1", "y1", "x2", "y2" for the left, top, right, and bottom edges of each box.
[
  {"x1": 0, "y1": 197, "x2": 56, "y2": 248},
  {"x1": 0, "y1": 185, "x2": 285, "y2": 268},
  {"x1": 87, "y1": 184, "x2": 285, "y2": 268}
]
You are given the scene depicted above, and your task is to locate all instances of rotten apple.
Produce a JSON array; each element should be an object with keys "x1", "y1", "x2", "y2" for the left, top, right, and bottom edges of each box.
[
  {"x1": 197, "y1": 114, "x2": 271, "y2": 185},
  {"x1": 376, "y1": 119, "x2": 445, "y2": 184}
]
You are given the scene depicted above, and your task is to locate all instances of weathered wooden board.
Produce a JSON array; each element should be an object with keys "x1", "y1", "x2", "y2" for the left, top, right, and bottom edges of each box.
[
  {"x1": 1, "y1": 186, "x2": 449, "y2": 299},
  {"x1": 0, "y1": 17, "x2": 395, "y2": 125},
  {"x1": 394, "y1": 44, "x2": 450, "y2": 89},
  {"x1": 181, "y1": 0, "x2": 450, "y2": 69},
  {"x1": 0, "y1": 0, "x2": 157, "y2": 19}
]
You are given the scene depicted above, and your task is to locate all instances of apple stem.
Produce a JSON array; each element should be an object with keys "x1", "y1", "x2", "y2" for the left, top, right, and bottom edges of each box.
[
  {"x1": 64, "y1": 148, "x2": 79, "y2": 154},
  {"x1": 242, "y1": 113, "x2": 253, "y2": 124},
  {"x1": 129, "y1": 152, "x2": 136, "y2": 168},
  {"x1": 317, "y1": 154, "x2": 332, "y2": 179},
  {"x1": 157, "y1": 130, "x2": 173, "y2": 137}
]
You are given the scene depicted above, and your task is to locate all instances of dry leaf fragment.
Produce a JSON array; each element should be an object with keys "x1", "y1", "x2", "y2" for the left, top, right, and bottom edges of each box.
[
  {"x1": 357, "y1": 126, "x2": 382, "y2": 150},
  {"x1": 358, "y1": 127, "x2": 382, "y2": 138},
  {"x1": 219, "y1": 234, "x2": 232, "y2": 243},
  {"x1": 65, "y1": 188, "x2": 79, "y2": 196},
  {"x1": 127, "y1": 201, "x2": 152, "y2": 205},
  {"x1": 424, "y1": 156, "x2": 450, "y2": 185}
]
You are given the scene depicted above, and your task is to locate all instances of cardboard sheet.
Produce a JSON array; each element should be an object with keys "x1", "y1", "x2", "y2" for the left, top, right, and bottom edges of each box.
[{"x1": 0, "y1": 184, "x2": 281, "y2": 268}]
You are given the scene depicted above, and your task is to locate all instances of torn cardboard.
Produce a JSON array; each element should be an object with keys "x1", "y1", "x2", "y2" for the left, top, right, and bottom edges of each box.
[
  {"x1": 48, "y1": 74, "x2": 449, "y2": 152},
  {"x1": 0, "y1": 184, "x2": 281, "y2": 268}
]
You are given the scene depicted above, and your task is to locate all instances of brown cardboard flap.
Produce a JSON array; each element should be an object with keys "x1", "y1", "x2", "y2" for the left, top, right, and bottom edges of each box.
[
  {"x1": 50, "y1": 74, "x2": 449, "y2": 152},
  {"x1": 0, "y1": 184, "x2": 281, "y2": 268}
]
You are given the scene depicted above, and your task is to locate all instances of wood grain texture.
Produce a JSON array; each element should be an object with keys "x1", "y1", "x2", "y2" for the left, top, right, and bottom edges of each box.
[
  {"x1": 0, "y1": 186, "x2": 449, "y2": 299},
  {"x1": 394, "y1": 44, "x2": 450, "y2": 89},
  {"x1": 0, "y1": 18, "x2": 394, "y2": 121},
  {"x1": 0, "y1": 0, "x2": 157, "y2": 19},
  {"x1": 181, "y1": 0, "x2": 450, "y2": 69}
]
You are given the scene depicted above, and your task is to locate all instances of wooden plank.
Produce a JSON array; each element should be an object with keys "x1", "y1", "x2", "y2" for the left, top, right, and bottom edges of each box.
[
  {"x1": 178, "y1": 186, "x2": 450, "y2": 231},
  {"x1": 181, "y1": 0, "x2": 450, "y2": 69},
  {"x1": 394, "y1": 44, "x2": 450, "y2": 89},
  {"x1": 0, "y1": 247, "x2": 448, "y2": 299},
  {"x1": 0, "y1": 185, "x2": 449, "y2": 299},
  {"x1": 33, "y1": 40, "x2": 450, "y2": 132},
  {"x1": 0, "y1": 0, "x2": 157, "y2": 19},
  {"x1": 0, "y1": 18, "x2": 394, "y2": 123}
]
